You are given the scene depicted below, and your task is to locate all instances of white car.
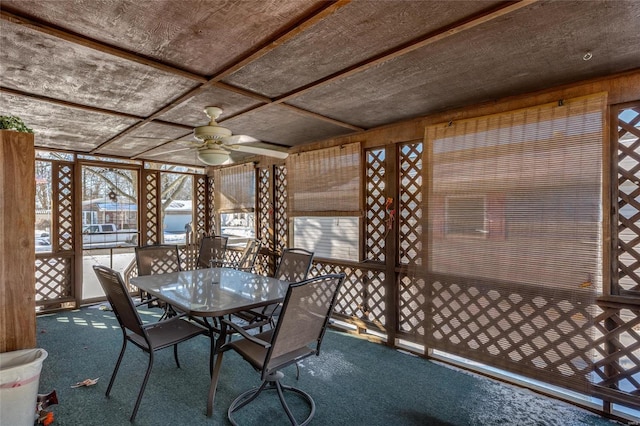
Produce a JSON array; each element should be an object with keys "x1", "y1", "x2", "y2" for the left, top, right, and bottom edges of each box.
[{"x1": 35, "y1": 236, "x2": 51, "y2": 252}]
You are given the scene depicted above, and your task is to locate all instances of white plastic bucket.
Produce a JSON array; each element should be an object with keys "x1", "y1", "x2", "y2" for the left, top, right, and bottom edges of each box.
[{"x1": 0, "y1": 348, "x2": 48, "y2": 426}]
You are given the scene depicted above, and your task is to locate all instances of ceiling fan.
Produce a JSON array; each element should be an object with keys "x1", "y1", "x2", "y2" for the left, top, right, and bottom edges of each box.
[
  {"x1": 143, "y1": 106, "x2": 289, "y2": 166},
  {"x1": 191, "y1": 106, "x2": 289, "y2": 165}
]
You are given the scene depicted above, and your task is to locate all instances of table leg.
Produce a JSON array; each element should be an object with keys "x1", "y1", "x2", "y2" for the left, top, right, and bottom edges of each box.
[{"x1": 207, "y1": 319, "x2": 228, "y2": 417}]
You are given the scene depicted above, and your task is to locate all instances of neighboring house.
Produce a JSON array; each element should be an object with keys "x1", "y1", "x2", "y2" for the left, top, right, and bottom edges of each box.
[{"x1": 80, "y1": 198, "x2": 193, "y2": 233}]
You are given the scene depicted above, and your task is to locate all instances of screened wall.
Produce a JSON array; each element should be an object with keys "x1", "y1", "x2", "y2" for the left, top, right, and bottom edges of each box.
[{"x1": 32, "y1": 79, "x2": 640, "y2": 418}]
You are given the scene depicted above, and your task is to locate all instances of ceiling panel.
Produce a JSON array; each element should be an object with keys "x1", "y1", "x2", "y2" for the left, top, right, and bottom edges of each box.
[
  {"x1": 224, "y1": 0, "x2": 499, "y2": 98},
  {"x1": 96, "y1": 122, "x2": 191, "y2": 157},
  {"x1": 0, "y1": 92, "x2": 138, "y2": 151},
  {"x1": 156, "y1": 85, "x2": 265, "y2": 127},
  {"x1": 1, "y1": 0, "x2": 328, "y2": 76},
  {"x1": 0, "y1": 19, "x2": 199, "y2": 117},
  {"x1": 140, "y1": 139, "x2": 201, "y2": 167},
  {"x1": 221, "y1": 105, "x2": 355, "y2": 147},
  {"x1": 288, "y1": 0, "x2": 640, "y2": 128}
]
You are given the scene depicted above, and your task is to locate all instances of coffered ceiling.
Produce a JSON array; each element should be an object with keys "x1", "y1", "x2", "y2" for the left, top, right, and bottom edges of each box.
[{"x1": 1, "y1": 0, "x2": 639, "y2": 166}]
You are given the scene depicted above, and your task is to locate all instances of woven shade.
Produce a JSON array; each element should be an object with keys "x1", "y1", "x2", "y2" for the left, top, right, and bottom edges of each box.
[
  {"x1": 213, "y1": 163, "x2": 255, "y2": 212},
  {"x1": 288, "y1": 143, "x2": 361, "y2": 214},
  {"x1": 426, "y1": 94, "x2": 605, "y2": 289}
]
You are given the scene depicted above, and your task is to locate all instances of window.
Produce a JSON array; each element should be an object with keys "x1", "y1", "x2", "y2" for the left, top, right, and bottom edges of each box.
[
  {"x1": 445, "y1": 196, "x2": 486, "y2": 236},
  {"x1": 35, "y1": 159, "x2": 52, "y2": 253},
  {"x1": 160, "y1": 172, "x2": 194, "y2": 244},
  {"x1": 81, "y1": 165, "x2": 139, "y2": 249},
  {"x1": 427, "y1": 95, "x2": 604, "y2": 288},
  {"x1": 293, "y1": 217, "x2": 359, "y2": 261},
  {"x1": 422, "y1": 94, "x2": 607, "y2": 396},
  {"x1": 214, "y1": 163, "x2": 256, "y2": 246},
  {"x1": 288, "y1": 143, "x2": 361, "y2": 261}
]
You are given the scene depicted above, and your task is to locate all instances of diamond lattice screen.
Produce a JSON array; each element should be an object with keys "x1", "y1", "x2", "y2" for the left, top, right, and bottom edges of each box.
[
  {"x1": 422, "y1": 94, "x2": 606, "y2": 392},
  {"x1": 194, "y1": 175, "x2": 207, "y2": 236},
  {"x1": 275, "y1": 165, "x2": 288, "y2": 253},
  {"x1": 365, "y1": 148, "x2": 387, "y2": 263},
  {"x1": 287, "y1": 143, "x2": 360, "y2": 214},
  {"x1": 54, "y1": 163, "x2": 74, "y2": 251},
  {"x1": 399, "y1": 142, "x2": 423, "y2": 266},
  {"x1": 207, "y1": 173, "x2": 216, "y2": 235},
  {"x1": 615, "y1": 103, "x2": 640, "y2": 294},
  {"x1": 143, "y1": 170, "x2": 159, "y2": 245}
]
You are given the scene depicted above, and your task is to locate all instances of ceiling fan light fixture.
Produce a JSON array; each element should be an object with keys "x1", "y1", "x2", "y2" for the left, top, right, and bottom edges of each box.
[{"x1": 197, "y1": 147, "x2": 230, "y2": 165}]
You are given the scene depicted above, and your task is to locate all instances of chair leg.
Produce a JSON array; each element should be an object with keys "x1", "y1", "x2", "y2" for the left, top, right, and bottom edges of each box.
[
  {"x1": 276, "y1": 382, "x2": 316, "y2": 426},
  {"x1": 228, "y1": 376, "x2": 316, "y2": 426},
  {"x1": 106, "y1": 338, "x2": 127, "y2": 397},
  {"x1": 130, "y1": 351, "x2": 154, "y2": 422},
  {"x1": 173, "y1": 344, "x2": 180, "y2": 369},
  {"x1": 275, "y1": 380, "x2": 297, "y2": 425},
  {"x1": 228, "y1": 380, "x2": 270, "y2": 414}
]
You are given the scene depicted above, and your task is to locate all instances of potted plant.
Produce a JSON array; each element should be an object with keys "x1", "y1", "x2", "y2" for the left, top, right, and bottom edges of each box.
[{"x1": 0, "y1": 115, "x2": 33, "y2": 133}]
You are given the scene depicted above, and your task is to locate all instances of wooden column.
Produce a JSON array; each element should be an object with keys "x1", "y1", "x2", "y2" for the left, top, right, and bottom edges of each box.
[{"x1": 0, "y1": 130, "x2": 36, "y2": 352}]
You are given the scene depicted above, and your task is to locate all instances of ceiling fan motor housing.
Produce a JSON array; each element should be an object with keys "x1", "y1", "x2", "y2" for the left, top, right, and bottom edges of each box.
[{"x1": 193, "y1": 106, "x2": 233, "y2": 141}]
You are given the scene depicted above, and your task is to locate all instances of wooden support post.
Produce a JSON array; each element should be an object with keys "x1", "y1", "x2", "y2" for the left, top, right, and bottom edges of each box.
[{"x1": 0, "y1": 130, "x2": 36, "y2": 352}]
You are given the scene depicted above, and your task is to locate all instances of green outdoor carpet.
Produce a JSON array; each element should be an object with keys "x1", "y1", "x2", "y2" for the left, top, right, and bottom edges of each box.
[{"x1": 32, "y1": 306, "x2": 621, "y2": 426}]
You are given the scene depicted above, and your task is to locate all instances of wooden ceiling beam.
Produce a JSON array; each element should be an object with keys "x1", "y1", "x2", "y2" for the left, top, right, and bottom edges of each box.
[
  {"x1": 0, "y1": 86, "x2": 142, "y2": 120},
  {"x1": 279, "y1": 103, "x2": 364, "y2": 131},
  {"x1": 209, "y1": 0, "x2": 351, "y2": 83}
]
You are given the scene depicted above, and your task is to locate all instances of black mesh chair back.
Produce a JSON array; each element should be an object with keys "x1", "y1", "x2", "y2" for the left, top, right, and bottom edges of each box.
[
  {"x1": 135, "y1": 244, "x2": 182, "y2": 275},
  {"x1": 197, "y1": 235, "x2": 228, "y2": 268},
  {"x1": 274, "y1": 248, "x2": 314, "y2": 283},
  {"x1": 95, "y1": 264, "x2": 146, "y2": 337},
  {"x1": 209, "y1": 273, "x2": 345, "y2": 424},
  {"x1": 93, "y1": 265, "x2": 207, "y2": 422},
  {"x1": 231, "y1": 248, "x2": 314, "y2": 331},
  {"x1": 235, "y1": 239, "x2": 261, "y2": 272},
  {"x1": 134, "y1": 244, "x2": 181, "y2": 312},
  {"x1": 264, "y1": 273, "x2": 343, "y2": 374}
]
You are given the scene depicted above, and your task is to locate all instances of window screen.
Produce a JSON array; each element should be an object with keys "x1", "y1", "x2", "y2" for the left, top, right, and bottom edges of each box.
[{"x1": 421, "y1": 94, "x2": 607, "y2": 393}]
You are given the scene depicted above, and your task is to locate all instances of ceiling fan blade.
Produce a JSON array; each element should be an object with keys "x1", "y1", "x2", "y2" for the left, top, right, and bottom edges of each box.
[
  {"x1": 222, "y1": 134, "x2": 260, "y2": 145},
  {"x1": 144, "y1": 146, "x2": 193, "y2": 157},
  {"x1": 228, "y1": 142, "x2": 289, "y2": 159}
]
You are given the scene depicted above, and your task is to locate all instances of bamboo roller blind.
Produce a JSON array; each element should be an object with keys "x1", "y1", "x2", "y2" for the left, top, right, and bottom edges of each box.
[
  {"x1": 425, "y1": 94, "x2": 606, "y2": 290},
  {"x1": 213, "y1": 163, "x2": 255, "y2": 212},
  {"x1": 287, "y1": 143, "x2": 361, "y2": 215}
]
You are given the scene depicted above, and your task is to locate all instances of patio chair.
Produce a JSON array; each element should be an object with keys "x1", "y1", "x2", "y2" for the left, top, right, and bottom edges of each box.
[
  {"x1": 225, "y1": 239, "x2": 261, "y2": 272},
  {"x1": 197, "y1": 235, "x2": 228, "y2": 268},
  {"x1": 209, "y1": 273, "x2": 346, "y2": 425},
  {"x1": 135, "y1": 244, "x2": 181, "y2": 317},
  {"x1": 92, "y1": 265, "x2": 209, "y2": 422},
  {"x1": 233, "y1": 248, "x2": 314, "y2": 331}
]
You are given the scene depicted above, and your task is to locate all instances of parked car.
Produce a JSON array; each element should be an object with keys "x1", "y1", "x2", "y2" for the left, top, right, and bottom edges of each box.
[
  {"x1": 35, "y1": 236, "x2": 51, "y2": 252},
  {"x1": 82, "y1": 223, "x2": 138, "y2": 248}
]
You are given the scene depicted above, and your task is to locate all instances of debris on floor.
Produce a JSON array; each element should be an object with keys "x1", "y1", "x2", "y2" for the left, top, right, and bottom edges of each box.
[{"x1": 71, "y1": 378, "x2": 99, "y2": 388}]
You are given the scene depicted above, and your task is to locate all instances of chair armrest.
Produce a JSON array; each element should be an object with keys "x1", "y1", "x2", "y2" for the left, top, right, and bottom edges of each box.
[{"x1": 221, "y1": 318, "x2": 271, "y2": 348}]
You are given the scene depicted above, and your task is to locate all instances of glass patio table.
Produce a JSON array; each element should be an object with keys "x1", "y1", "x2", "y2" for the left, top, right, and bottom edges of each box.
[{"x1": 130, "y1": 267, "x2": 289, "y2": 416}]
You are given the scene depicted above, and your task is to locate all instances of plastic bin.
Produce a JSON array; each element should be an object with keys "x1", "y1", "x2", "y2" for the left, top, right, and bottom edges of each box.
[{"x1": 0, "y1": 348, "x2": 48, "y2": 426}]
